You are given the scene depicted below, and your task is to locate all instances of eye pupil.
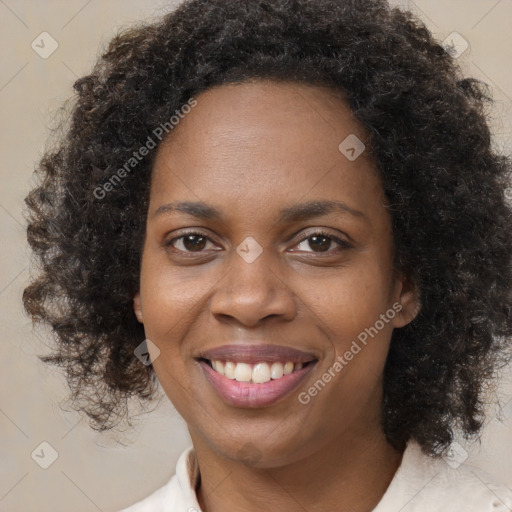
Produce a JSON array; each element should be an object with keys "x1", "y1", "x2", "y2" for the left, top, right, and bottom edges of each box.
[
  {"x1": 309, "y1": 235, "x2": 330, "y2": 252},
  {"x1": 183, "y1": 234, "x2": 206, "y2": 251}
]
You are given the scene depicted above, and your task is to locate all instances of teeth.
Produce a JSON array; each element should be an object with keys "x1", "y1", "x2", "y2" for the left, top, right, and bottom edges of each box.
[
  {"x1": 224, "y1": 361, "x2": 236, "y2": 379},
  {"x1": 270, "y1": 362, "x2": 283, "y2": 379},
  {"x1": 210, "y1": 360, "x2": 306, "y2": 383},
  {"x1": 212, "y1": 360, "x2": 225, "y2": 375},
  {"x1": 252, "y1": 362, "x2": 271, "y2": 384},
  {"x1": 283, "y1": 362, "x2": 294, "y2": 375},
  {"x1": 234, "y1": 362, "x2": 252, "y2": 382}
]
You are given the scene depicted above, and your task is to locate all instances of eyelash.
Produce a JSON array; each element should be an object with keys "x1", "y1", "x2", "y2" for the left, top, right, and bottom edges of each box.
[{"x1": 165, "y1": 228, "x2": 352, "y2": 256}]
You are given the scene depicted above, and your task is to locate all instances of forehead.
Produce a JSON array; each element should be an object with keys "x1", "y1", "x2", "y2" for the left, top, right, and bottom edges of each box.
[{"x1": 149, "y1": 80, "x2": 384, "y2": 224}]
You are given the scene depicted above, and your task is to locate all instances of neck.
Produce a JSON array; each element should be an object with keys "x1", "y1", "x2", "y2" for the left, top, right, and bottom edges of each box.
[{"x1": 192, "y1": 425, "x2": 404, "y2": 512}]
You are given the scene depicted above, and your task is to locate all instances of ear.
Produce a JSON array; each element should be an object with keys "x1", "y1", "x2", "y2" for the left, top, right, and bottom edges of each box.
[
  {"x1": 391, "y1": 273, "x2": 421, "y2": 329},
  {"x1": 133, "y1": 292, "x2": 144, "y2": 323}
]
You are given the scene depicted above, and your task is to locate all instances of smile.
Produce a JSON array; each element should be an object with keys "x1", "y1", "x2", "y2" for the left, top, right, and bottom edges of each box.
[
  {"x1": 208, "y1": 360, "x2": 308, "y2": 383},
  {"x1": 195, "y1": 343, "x2": 319, "y2": 408}
]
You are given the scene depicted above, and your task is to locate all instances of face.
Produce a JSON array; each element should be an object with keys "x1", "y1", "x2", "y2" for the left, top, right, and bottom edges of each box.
[{"x1": 134, "y1": 80, "x2": 418, "y2": 468}]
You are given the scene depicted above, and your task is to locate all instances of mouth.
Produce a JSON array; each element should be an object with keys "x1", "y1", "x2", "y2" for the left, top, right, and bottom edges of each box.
[
  {"x1": 199, "y1": 358, "x2": 315, "y2": 384},
  {"x1": 195, "y1": 344, "x2": 319, "y2": 408}
]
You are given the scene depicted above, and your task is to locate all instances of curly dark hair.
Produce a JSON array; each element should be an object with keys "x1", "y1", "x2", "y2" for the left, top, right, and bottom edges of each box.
[{"x1": 23, "y1": 0, "x2": 512, "y2": 456}]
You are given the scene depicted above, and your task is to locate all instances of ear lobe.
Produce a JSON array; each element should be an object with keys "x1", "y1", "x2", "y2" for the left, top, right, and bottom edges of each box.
[
  {"x1": 133, "y1": 292, "x2": 144, "y2": 323},
  {"x1": 392, "y1": 275, "x2": 421, "y2": 329}
]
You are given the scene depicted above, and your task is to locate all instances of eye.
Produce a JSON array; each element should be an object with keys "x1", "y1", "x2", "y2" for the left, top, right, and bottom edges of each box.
[
  {"x1": 165, "y1": 229, "x2": 352, "y2": 256},
  {"x1": 292, "y1": 229, "x2": 352, "y2": 254},
  {"x1": 166, "y1": 231, "x2": 218, "y2": 253}
]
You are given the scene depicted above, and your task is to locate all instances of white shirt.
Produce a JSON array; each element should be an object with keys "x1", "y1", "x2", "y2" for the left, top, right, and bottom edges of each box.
[{"x1": 117, "y1": 439, "x2": 512, "y2": 511}]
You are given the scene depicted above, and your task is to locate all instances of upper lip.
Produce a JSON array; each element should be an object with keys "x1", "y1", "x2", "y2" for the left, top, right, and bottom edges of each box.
[{"x1": 196, "y1": 343, "x2": 319, "y2": 364}]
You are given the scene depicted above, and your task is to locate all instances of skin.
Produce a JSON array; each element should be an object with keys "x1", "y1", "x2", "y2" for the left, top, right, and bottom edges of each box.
[{"x1": 133, "y1": 79, "x2": 419, "y2": 512}]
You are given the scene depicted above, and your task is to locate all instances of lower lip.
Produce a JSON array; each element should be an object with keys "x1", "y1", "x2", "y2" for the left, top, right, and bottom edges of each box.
[{"x1": 199, "y1": 360, "x2": 316, "y2": 408}]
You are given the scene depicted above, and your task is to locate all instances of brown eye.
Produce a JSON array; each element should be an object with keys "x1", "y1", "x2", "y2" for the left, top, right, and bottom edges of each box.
[
  {"x1": 294, "y1": 230, "x2": 351, "y2": 254},
  {"x1": 182, "y1": 234, "x2": 207, "y2": 251},
  {"x1": 167, "y1": 232, "x2": 215, "y2": 253},
  {"x1": 307, "y1": 234, "x2": 332, "y2": 252}
]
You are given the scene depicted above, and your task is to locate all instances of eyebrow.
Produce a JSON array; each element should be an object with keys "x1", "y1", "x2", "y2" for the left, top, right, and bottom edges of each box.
[{"x1": 153, "y1": 200, "x2": 368, "y2": 224}]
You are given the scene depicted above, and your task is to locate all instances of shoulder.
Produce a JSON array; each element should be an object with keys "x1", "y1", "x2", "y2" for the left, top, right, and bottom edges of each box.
[
  {"x1": 115, "y1": 473, "x2": 182, "y2": 512},
  {"x1": 374, "y1": 440, "x2": 512, "y2": 512},
  {"x1": 116, "y1": 481, "x2": 174, "y2": 512},
  {"x1": 115, "y1": 446, "x2": 201, "y2": 512}
]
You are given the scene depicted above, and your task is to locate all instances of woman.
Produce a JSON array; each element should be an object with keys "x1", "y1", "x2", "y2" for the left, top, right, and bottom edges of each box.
[{"x1": 23, "y1": 0, "x2": 512, "y2": 510}]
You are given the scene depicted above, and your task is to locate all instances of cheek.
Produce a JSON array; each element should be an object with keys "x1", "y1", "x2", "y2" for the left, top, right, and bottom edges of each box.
[
  {"x1": 300, "y1": 258, "x2": 396, "y2": 400},
  {"x1": 139, "y1": 255, "x2": 212, "y2": 342},
  {"x1": 139, "y1": 267, "x2": 203, "y2": 417},
  {"x1": 138, "y1": 256, "x2": 217, "y2": 403},
  {"x1": 303, "y1": 259, "x2": 394, "y2": 339}
]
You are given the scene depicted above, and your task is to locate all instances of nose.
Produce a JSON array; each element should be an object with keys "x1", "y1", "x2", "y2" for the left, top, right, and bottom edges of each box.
[{"x1": 209, "y1": 249, "x2": 297, "y2": 327}]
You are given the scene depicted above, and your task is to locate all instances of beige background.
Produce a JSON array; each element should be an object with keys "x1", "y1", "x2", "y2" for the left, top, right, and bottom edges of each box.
[{"x1": 1, "y1": 1, "x2": 511, "y2": 511}]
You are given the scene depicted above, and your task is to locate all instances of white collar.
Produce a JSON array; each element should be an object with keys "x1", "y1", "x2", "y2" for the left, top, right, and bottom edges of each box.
[{"x1": 120, "y1": 439, "x2": 512, "y2": 511}]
